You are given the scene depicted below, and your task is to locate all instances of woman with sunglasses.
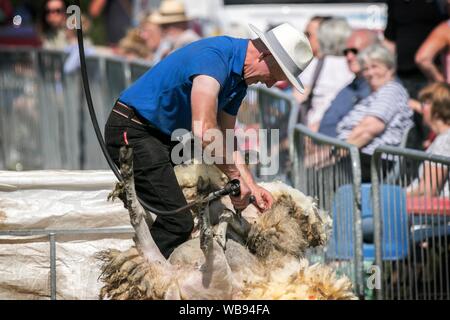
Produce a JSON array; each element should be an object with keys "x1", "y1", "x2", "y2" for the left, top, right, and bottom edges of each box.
[{"x1": 40, "y1": 0, "x2": 68, "y2": 49}]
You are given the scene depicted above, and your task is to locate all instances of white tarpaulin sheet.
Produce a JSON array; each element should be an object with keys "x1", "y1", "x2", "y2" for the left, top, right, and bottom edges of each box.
[{"x1": 0, "y1": 170, "x2": 134, "y2": 300}]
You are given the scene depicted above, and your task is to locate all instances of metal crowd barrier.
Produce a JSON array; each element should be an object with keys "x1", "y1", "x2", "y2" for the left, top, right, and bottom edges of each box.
[
  {"x1": 291, "y1": 124, "x2": 364, "y2": 298},
  {"x1": 0, "y1": 227, "x2": 134, "y2": 300},
  {"x1": 371, "y1": 146, "x2": 450, "y2": 300},
  {"x1": 0, "y1": 47, "x2": 152, "y2": 171}
]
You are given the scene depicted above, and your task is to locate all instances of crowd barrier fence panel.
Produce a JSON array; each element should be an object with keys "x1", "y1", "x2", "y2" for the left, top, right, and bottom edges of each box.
[
  {"x1": 371, "y1": 146, "x2": 450, "y2": 300},
  {"x1": 291, "y1": 124, "x2": 364, "y2": 298}
]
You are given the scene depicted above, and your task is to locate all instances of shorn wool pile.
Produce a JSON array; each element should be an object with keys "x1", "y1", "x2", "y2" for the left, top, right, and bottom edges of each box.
[{"x1": 96, "y1": 146, "x2": 357, "y2": 300}]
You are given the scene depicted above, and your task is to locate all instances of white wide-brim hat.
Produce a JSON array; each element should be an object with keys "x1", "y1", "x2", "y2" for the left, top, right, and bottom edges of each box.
[{"x1": 249, "y1": 23, "x2": 313, "y2": 93}]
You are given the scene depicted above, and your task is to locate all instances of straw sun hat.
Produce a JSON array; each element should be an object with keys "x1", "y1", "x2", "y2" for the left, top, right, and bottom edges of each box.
[{"x1": 149, "y1": 0, "x2": 190, "y2": 25}]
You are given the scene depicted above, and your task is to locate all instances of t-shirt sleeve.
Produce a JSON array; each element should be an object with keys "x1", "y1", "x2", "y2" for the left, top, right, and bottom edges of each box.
[
  {"x1": 364, "y1": 83, "x2": 407, "y2": 124},
  {"x1": 222, "y1": 89, "x2": 247, "y2": 116},
  {"x1": 186, "y1": 49, "x2": 229, "y2": 88}
]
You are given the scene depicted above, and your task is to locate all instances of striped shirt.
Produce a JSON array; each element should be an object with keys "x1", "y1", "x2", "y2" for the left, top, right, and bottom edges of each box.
[{"x1": 337, "y1": 80, "x2": 413, "y2": 155}]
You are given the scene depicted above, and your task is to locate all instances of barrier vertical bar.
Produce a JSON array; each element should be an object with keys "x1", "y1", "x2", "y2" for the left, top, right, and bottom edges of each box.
[{"x1": 371, "y1": 152, "x2": 383, "y2": 300}]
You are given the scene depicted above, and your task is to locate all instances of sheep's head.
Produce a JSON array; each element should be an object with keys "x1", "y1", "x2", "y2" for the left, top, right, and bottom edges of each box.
[{"x1": 245, "y1": 182, "x2": 332, "y2": 261}]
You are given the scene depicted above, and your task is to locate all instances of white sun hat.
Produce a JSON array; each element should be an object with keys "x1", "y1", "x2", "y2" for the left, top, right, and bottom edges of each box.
[{"x1": 249, "y1": 23, "x2": 314, "y2": 93}]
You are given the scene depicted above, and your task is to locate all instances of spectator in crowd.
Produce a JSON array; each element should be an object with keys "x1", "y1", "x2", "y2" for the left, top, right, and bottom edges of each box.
[
  {"x1": 318, "y1": 29, "x2": 379, "y2": 138},
  {"x1": 297, "y1": 17, "x2": 354, "y2": 131},
  {"x1": 337, "y1": 44, "x2": 414, "y2": 182},
  {"x1": 407, "y1": 82, "x2": 450, "y2": 198},
  {"x1": 89, "y1": 0, "x2": 133, "y2": 47},
  {"x1": 273, "y1": 16, "x2": 331, "y2": 93},
  {"x1": 117, "y1": 27, "x2": 150, "y2": 60},
  {"x1": 415, "y1": 17, "x2": 450, "y2": 84},
  {"x1": 149, "y1": 0, "x2": 200, "y2": 64},
  {"x1": 138, "y1": 13, "x2": 162, "y2": 61},
  {"x1": 384, "y1": 0, "x2": 447, "y2": 99},
  {"x1": 40, "y1": 0, "x2": 68, "y2": 49},
  {"x1": 304, "y1": 15, "x2": 331, "y2": 58}
]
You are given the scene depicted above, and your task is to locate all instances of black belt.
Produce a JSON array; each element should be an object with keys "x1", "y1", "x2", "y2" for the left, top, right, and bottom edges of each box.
[
  {"x1": 112, "y1": 101, "x2": 174, "y2": 145},
  {"x1": 112, "y1": 101, "x2": 146, "y2": 126}
]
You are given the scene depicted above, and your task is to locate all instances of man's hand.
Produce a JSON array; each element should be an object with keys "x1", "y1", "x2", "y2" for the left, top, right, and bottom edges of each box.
[
  {"x1": 248, "y1": 184, "x2": 274, "y2": 213},
  {"x1": 230, "y1": 176, "x2": 252, "y2": 210}
]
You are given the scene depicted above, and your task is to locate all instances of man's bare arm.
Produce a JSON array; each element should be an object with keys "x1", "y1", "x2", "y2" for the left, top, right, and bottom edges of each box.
[
  {"x1": 217, "y1": 110, "x2": 274, "y2": 212},
  {"x1": 191, "y1": 75, "x2": 251, "y2": 209}
]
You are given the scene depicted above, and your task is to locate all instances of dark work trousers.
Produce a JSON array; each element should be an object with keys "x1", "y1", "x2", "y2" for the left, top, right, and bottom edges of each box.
[{"x1": 104, "y1": 109, "x2": 193, "y2": 259}]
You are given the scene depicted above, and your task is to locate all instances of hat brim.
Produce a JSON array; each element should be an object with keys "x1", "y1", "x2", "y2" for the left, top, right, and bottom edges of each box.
[
  {"x1": 249, "y1": 24, "x2": 305, "y2": 94},
  {"x1": 149, "y1": 13, "x2": 190, "y2": 25}
]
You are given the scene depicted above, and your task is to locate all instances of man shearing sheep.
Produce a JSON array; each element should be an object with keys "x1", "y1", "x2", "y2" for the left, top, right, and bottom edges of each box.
[{"x1": 104, "y1": 23, "x2": 314, "y2": 258}]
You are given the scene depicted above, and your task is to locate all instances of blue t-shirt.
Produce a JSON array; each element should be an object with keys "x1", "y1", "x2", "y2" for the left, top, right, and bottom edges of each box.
[
  {"x1": 318, "y1": 76, "x2": 371, "y2": 138},
  {"x1": 119, "y1": 36, "x2": 249, "y2": 136}
]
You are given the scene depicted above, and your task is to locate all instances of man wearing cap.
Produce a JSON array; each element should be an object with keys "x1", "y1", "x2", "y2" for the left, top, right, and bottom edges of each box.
[{"x1": 104, "y1": 23, "x2": 313, "y2": 259}]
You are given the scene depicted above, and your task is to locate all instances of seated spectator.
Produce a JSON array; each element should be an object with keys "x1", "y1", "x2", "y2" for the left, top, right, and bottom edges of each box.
[
  {"x1": 337, "y1": 44, "x2": 414, "y2": 182},
  {"x1": 407, "y1": 82, "x2": 450, "y2": 197},
  {"x1": 297, "y1": 17, "x2": 354, "y2": 131},
  {"x1": 318, "y1": 29, "x2": 379, "y2": 138},
  {"x1": 415, "y1": 18, "x2": 450, "y2": 84},
  {"x1": 149, "y1": 0, "x2": 200, "y2": 64},
  {"x1": 138, "y1": 14, "x2": 162, "y2": 61},
  {"x1": 117, "y1": 28, "x2": 150, "y2": 60},
  {"x1": 40, "y1": 0, "x2": 68, "y2": 49},
  {"x1": 304, "y1": 15, "x2": 331, "y2": 59}
]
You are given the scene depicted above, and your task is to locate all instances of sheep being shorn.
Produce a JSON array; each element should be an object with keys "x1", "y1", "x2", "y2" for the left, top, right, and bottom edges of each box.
[{"x1": 97, "y1": 146, "x2": 356, "y2": 300}]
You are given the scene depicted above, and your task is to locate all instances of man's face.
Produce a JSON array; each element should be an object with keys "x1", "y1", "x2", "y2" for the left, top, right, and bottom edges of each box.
[
  {"x1": 344, "y1": 32, "x2": 373, "y2": 74},
  {"x1": 46, "y1": 0, "x2": 66, "y2": 28},
  {"x1": 305, "y1": 19, "x2": 321, "y2": 57},
  {"x1": 257, "y1": 53, "x2": 288, "y2": 88},
  {"x1": 140, "y1": 22, "x2": 162, "y2": 51}
]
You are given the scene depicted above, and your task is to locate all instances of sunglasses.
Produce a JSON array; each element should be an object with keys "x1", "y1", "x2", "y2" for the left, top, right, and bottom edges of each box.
[
  {"x1": 343, "y1": 48, "x2": 359, "y2": 56},
  {"x1": 46, "y1": 8, "x2": 65, "y2": 15}
]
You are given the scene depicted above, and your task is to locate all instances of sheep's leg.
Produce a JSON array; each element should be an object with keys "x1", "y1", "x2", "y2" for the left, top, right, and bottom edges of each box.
[
  {"x1": 193, "y1": 200, "x2": 232, "y2": 297},
  {"x1": 118, "y1": 146, "x2": 166, "y2": 264},
  {"x1": 199, "y1": 201, "x2": 214, "y2": 262}
]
